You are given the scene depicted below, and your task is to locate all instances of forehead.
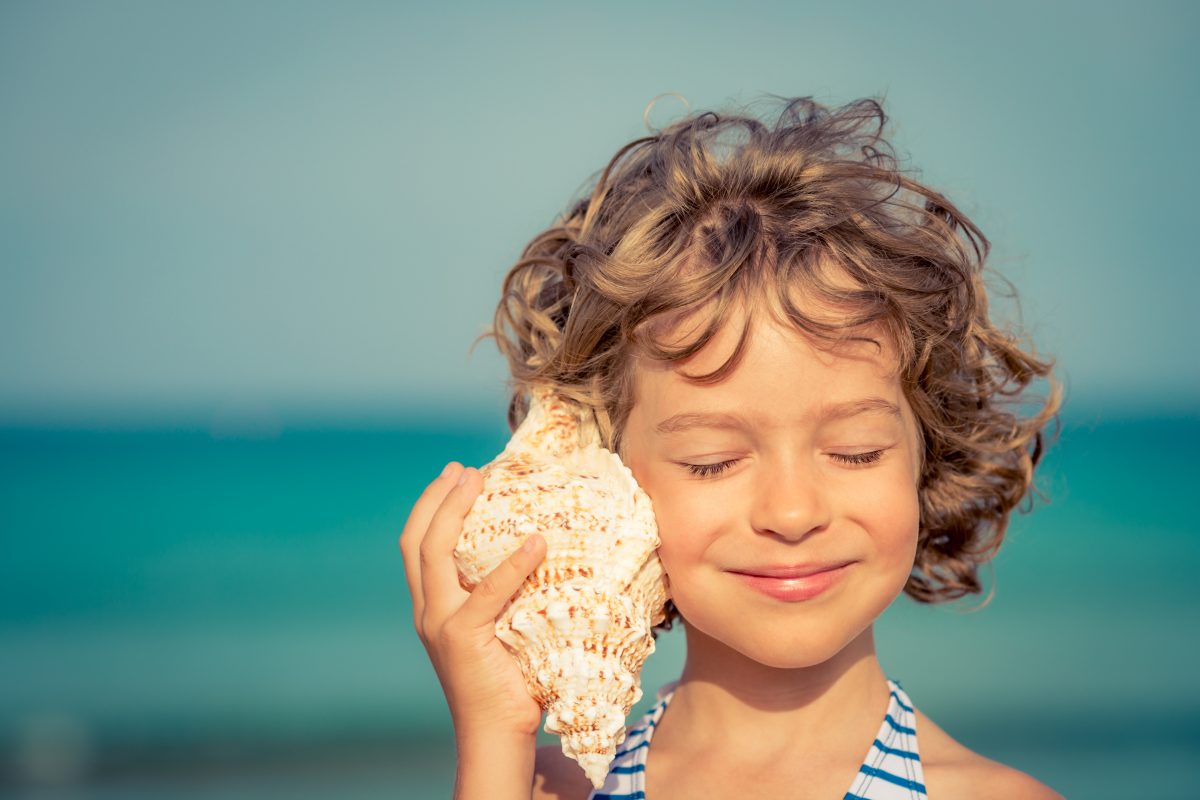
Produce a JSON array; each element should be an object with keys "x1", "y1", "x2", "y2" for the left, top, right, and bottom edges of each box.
[
  {"x1": 619, "y1": 282, "x2": 921, "y2": 466},
  {"x1": 646, "y1": 248, "x2": 890, "y2": 347},
  {"x1": 634, "y1": 303, "x2": 899, "y2": 402},
  {"x1": 624, "y1": 248, "x2": 913, "y2": 431},
  {"x1": 634, "y1": 252, "x2": 901, "y2": 379}
]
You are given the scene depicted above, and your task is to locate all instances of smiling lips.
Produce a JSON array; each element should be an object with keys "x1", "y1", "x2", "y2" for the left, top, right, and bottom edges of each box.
[
  {"x1": 729, "y1": 561, "x2": 854, "y2": 601},
  {"x1": 730, "y1": 560, "x2": 855, "y2": 579}
]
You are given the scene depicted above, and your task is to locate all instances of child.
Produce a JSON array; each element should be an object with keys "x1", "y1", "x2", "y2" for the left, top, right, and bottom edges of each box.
[{"x1": 399, "y1": 95, "x2": 1064, "y2": 799}]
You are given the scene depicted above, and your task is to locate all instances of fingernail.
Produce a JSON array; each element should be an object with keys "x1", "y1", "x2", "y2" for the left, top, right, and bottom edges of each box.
[
  {"x1": 456, "y1": 468, "x2": 469, "y2": 487},
  {"x1": 522, "y1": 534, "x2": 540, "y2": 552},
  {"x1": 441, "y1": 462, "x2": 455, "y2": 478}
]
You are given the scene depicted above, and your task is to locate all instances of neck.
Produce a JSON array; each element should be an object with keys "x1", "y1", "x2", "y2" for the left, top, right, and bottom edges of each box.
[{"x1": 660, "y1": 620, "x2": 890, "y2": 761}]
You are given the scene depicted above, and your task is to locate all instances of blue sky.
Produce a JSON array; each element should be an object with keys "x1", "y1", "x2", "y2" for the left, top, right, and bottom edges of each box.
[{"x1": 1, "y1": 0, "x2": 1196, "y2": 429}]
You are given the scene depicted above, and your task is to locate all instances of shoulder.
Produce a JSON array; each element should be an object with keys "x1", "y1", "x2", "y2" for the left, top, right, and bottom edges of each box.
[
  {"x1": 931, "y1": 755, "x2": 1064, "y2": 799},
  {"x1": 914, "y1": 708, "x2": 1064, "y2": 799},
  {"x1": 532, "y1": 744, "x2": 595, "y2": 800}
]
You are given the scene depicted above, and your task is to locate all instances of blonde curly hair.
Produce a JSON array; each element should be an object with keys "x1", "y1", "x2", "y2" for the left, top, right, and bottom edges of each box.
[{"x1": 478, "y1": 94, "x2": 1063, "y2": 633}]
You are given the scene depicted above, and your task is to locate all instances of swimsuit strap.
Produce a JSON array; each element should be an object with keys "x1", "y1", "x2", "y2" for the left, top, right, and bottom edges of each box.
[
  {"x1": 844, "y1": 679, "x2": 928, "y2": 800},
  {"x1": 589, "y1": 677, "x2": 926, "y2": 800}
]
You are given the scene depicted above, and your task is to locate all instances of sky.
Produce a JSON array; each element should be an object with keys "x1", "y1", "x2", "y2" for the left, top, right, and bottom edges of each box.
[{"x1": 1, "y1": 0, "x2": 1196, "y2": 430}]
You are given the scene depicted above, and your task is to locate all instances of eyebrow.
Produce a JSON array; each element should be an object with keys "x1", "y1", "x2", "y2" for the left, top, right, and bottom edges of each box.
[{"x1": 653, "y1": 397, "x2": 902, "y2": 435}]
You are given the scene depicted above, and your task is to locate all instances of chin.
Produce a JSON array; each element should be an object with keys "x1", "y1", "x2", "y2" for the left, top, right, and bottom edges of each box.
[
  {"x1": 748, "y1": 625, "x2": 859, "y2": 668},
  {"x1": 684, "y1": 610, "x2": 863, "y2": 669},
  {"x1": 744, "y1": 642, "x2": 840, "y2": 670}
]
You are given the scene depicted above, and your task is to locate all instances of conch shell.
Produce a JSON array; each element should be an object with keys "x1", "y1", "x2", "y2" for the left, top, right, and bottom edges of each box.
[{"x1": 453, "y1": 385, "x2": 670, "y2": 788}]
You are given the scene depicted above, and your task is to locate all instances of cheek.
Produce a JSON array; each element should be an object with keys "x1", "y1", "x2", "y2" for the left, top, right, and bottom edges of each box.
[
  {"x1": 870, "y1": 483, "x2": 921, "y2": 568},
  {"x1": 649, "y1": 489, "x2": 711, "y2": 557},
  {"x1": 639, "y1": 481, "x2": 726, "y2": 575},
  {"x1": 629, "y1": 453, "x2": 689, "y2": 536},
  {"x1": 650, "y1": 501, "x2": 716, "y2": 620}
]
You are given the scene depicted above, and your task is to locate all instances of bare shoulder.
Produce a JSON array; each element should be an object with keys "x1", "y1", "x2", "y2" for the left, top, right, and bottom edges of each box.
[
  {"x1": 532, "y1": 744, "x2": 594, "y2": 800},
  {"x1": 915, "y1": 708, "x2": 1064, "y2": 799}
]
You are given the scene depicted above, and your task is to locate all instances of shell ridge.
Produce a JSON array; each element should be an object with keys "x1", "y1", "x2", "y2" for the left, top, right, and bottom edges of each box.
[{"x1": 453, "y1": 386, "x2": 670, "y2": 789}]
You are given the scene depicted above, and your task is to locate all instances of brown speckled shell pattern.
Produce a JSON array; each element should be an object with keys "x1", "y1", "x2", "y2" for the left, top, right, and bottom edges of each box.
[{"x1": 452, "y1": 385, "x2": 670, "y2": 788}]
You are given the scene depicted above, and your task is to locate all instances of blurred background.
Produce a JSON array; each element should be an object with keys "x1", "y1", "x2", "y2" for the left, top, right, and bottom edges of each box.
[{"x1": 2, "y1": 1, "x2": 1197, "y2": 798}]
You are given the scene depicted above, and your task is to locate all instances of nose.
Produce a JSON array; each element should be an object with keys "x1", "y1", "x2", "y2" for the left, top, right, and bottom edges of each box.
[{"x1": 748, "y1": 455, "x2": 833, "y2": 541}]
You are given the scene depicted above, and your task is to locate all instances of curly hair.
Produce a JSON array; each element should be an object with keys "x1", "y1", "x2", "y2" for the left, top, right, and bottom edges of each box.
[{"x1": 479, "y1": 94, "x2": 1063, "y2": 635}]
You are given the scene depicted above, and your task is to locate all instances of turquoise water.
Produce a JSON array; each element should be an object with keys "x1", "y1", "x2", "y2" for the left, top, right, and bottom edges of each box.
[{"x1": 1, "y1": 412, "x2": 1198, "y2": 798}]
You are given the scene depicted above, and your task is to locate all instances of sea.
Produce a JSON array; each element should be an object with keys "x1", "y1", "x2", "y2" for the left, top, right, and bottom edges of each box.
[{"x1": 1, "y1": 409, "x2": 1197, "y2": 799}]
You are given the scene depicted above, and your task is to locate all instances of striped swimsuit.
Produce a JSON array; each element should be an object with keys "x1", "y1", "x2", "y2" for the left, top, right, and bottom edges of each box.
[{"x1": 588, "y1": 677, "x2": 928, "y2": 800}]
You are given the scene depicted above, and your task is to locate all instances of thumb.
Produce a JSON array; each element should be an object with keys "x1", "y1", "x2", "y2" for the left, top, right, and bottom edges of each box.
[{"x1": 454, "y1": 534, "x2": 546, "y2": 630}]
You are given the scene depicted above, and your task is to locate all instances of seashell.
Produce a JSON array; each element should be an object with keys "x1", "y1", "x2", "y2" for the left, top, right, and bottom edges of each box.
[{"x1": 453, "y1": 384, "x2": 670, "y2": 788}]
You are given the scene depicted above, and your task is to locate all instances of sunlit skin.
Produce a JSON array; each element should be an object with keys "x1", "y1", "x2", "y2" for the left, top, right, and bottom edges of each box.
[{"x1": 618, "y1": 295, "x2": 924, "y2": 774}]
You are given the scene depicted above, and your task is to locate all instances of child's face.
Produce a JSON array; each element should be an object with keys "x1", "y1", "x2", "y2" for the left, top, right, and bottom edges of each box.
[{"x1": 622, "y1": 301, "x2": 922, "y2": 669}]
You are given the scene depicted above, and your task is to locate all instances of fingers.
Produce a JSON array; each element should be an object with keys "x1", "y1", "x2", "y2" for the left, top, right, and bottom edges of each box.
[
  {"x1": 418, "y1": 466, "x2": 485, "y2": 620},
  {"x1": 453, "y1": 532, "x2": 546, "y2": 631},
  {"x1": 399, "y1": 461, "x2": 464, "y2": 626}
]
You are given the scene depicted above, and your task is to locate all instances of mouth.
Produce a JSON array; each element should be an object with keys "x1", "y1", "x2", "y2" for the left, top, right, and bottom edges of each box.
[
  {"x1": 729, "y1": 560, "x2": 855, "y2": 579},
  {"x1": 729, "y1": 563, "x2": 852, "y2": 602}
]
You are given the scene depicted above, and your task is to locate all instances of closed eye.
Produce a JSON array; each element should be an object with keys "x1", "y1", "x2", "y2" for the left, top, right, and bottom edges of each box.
[
  {"x1": 679, "y1": 450, "x2": 886, "y2": 479},
  {"x1": 832, "y1": 450, "x2": 885, "y2": 466},
  {"x1": 679, "y1": 459, "x2": 740, "y2": 479}
]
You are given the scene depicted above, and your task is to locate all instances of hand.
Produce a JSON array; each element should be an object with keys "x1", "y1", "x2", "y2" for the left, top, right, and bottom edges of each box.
[{"x1": 399, "y1": 462, "x2": 548, "y2": 742}]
